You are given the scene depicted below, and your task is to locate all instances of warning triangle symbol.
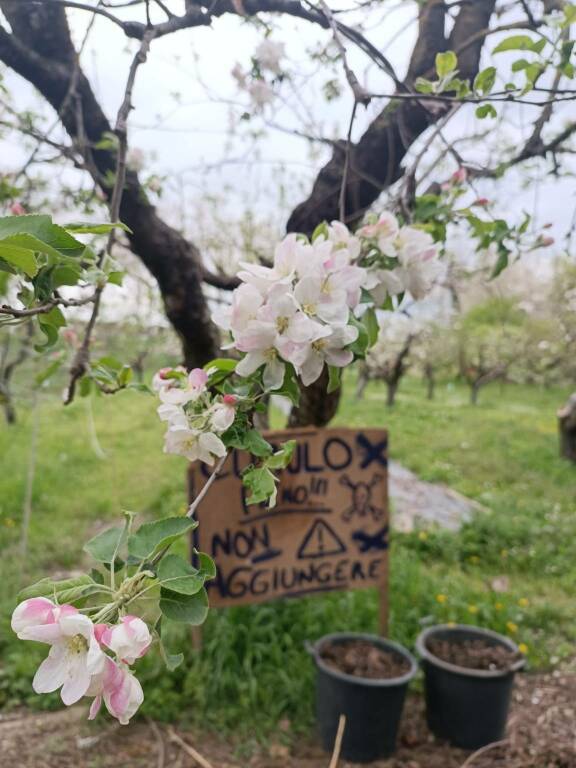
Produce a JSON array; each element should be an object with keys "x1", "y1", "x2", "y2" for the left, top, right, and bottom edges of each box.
[{"x1": 297, "y1": 519, "x2": 346, "y2": 560}]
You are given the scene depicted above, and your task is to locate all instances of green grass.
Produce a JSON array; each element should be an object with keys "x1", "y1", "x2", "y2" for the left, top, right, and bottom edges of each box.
[{"x1": 1, "y1": 376, "x2": 575, "y2": 737}]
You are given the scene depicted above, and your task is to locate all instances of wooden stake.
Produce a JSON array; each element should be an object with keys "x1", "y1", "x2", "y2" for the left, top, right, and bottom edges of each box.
[{"x1": 328, "y1": 715, "x2": 346, "y2": 768}]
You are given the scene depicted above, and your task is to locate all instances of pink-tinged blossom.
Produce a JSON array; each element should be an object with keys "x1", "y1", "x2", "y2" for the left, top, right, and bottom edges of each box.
[
  {"x1": 152, "y1": 366, "x2": 186, "y2": 392},
  {"x1": 395, "y1": 227, "x2": 442, "y2": 300},
  {"x1": 88, "y1": 657, "x2": 144, "y2": 725},
  {"x1": 164, "y1": 425, "x2": 226, "y2": 465},
  {"x1": 295, "y1": 325, "x2": 359, "y2": 386},
  {"x1": 156, "y1": 402, "x2": 188, "y2": 428},
  {"x1": 11, "y1": 597, "x2": 59, "y2": 637},
  {"x1": 363, "y1": 268, "x2": 404, "y2": 306},
  {"x1": 451, "y1": 167, "x2": 467, "y2": 184},
  {"x1": 97, "y1": 616, "x2": 151, "y2": 665},
  {"x1": 213, "y1": 283, "x2": 264, "y2": 334},
  {"x1": 11, "y1": 602, "x2": 106, "y2": 706},
  {"x1": 10, "y1": 202, "x2": 26, "y2": 215},
  {"x1": 358, "y1": 212, "x2": 400, "y2": 254},
  {"x1": 159, "y1": 368, "x2": 208, "y2": 406},
  {"x1": 209, "y1": 399, "x2": 237, "y2": 432}
]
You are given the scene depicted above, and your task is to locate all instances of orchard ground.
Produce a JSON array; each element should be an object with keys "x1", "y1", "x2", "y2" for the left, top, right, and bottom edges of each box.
[{"x1": 1, "y1": 375, "x2": 575, "y2": 749}]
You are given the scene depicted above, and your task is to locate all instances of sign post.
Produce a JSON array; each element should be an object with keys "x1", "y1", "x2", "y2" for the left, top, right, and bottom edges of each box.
[{"x1": 188, "y1": 427, "x2": 389, "y2": 633}]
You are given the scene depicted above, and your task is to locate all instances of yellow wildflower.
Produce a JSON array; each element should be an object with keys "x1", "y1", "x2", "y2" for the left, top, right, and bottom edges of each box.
[
  {"x1": 468, "y1": 605, "x2": 478, "y2": 614},
  {"x1": 436, "y1": 594, "x2": 447, "y2": 604},
  {"x1": 518, "y1": 643, "x2": 528, "y2": 654},
  {"x1": 506, "y1": 621, "x2": 518, "y2": 634},
  {"x1": 518, "y1": 598, "x2": 529, "y2": 608}
]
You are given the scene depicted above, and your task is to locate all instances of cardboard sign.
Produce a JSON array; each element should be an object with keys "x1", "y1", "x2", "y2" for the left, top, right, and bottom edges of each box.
[{"x1": 189, "y1": 427, "x2": 389, "y2": 621}]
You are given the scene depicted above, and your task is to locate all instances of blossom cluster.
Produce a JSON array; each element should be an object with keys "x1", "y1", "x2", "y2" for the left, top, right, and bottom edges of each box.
[
  {"x1": 214, "y1": 216, "x2": 441, "y2": 388},
  {"x1": 154, "y1": 366, "x2": 237, "y2": 466},
  {"x1": 232, "y1": 39, "x2": 286, "y2": 109},
  {"x1": 12, "y1": 598, "x2": 151, "y2": 724},
  {"x1": 154, "y1": 215, "x2": 441, "y2": 467}
]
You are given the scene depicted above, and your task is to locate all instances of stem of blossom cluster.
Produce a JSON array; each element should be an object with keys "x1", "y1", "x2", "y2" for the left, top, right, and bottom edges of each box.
[{"x1": 186, "y1": 453, "x2": 228, "y2": 519}]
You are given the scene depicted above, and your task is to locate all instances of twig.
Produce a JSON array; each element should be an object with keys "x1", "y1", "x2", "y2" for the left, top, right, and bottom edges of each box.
[
  {"x1": 317, "y1": 0, "x2": 371, "y2": 106},
  {"x1": 339, "y1": 100, "x2": 358, "y2": 223},
  {"x1": 168, "y1": 728, "x2": 215, "y2": 768},
  {"x1": 460, "y1": 738, "x2": 509, "y2": 768},
  {"x1": 20, "y1": 388, "x2": 40, "y2": 556},
  {"x1": 328, "y1": 714, "x2": 346, "y2": 768},
  {"x1": 186, "y1": 453, "x2": 228, "y2": 519},
  {"x1": 0, "y1": 294, "x2": 97, "y2": 318},
  {"x1": 64, "y1": 28, "x2": 155, "y2": 405},
  {"x1": 146, "y1": 717, "x2": 166, "y2": 768}
]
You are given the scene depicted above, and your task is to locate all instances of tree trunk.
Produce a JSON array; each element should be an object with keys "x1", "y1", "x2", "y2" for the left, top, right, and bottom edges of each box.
[
  {"x1": 355, "y1": 366, "x2": 369, "y2": 401},
  {"x1": 424, "y1": 364, "x2": 435, "y2": 400},
  {"x1": 558, "y1": 394, "x2": 576, "y2": 463},
  {"x1": 470, "y1": 382, "x2": 480, "y2": 405},
  {"x1": 386, "y1": 380, "x2": 398, "y2": 408},
  {"x1": 287, "y1": 367, "x2": 341, "y2": 427}
]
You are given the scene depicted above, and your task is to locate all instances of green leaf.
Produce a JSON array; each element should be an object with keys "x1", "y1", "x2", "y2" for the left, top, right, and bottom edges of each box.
[
  {"x1": 363, "y1": 306, "x2": 379, "y2": 347},
  {"x1": 275, "y1": 363, "x2": 300, "y2": 406},
  {"x1": 265, "y1": 440, "x2": 296, "y2": 470},
  {"x1": 311, "y1": 221, "x2": 328, "y2": 242},
  {"x1": 436, "y1": 51, "x2": 457, "y2": 78},
  {"x1": 348, "y1": 315, "x2": 369, "y2": 357},
  {"x1": 0, "y1": 242, "x2": 38, "y2": 277},
  {"x1": 327, "y1": 365, "x2": 341, "y2": 394},
  {"x1": 35, "y1": 359, "x2": 62, "y2": 386},
  {"x1": 244, "y1": 429, "x2": 272, "y2": 457},
  {"x1": 474, "y1": 66, "x2": 497, "y2": 95},
  {"x1": 159, "y1": 639, "x2": 184, "y2": 671},
  {"x1": 242, "y1": 466, "x2": 277, "y2": 506},
  {"x1": 196, "y1": 551, "x2": 217, "y2": 580},
  {"x1": 18, "y1": 574, "x2": 95, "y2": 602},
  {"x1": 159, "y1": 586, "x2": 209, "y2": 625},
  {"x1": 491, "y1": 249, "x2": 509, "y2": 278},
  {"x1": 493, "y1": 35, "x2": 540, "y2": 54},
  {"x1": 64, "y1": 221, "x2": 132, "y2": 235},
  {"x1": 415, "y1": 77, "x2": 434, "y2": 94},
  {"x1": 0, "y1": 215, "x2": 85, "y2": 258},
  {"x1": 157, "y1": 554, "x2": 206, "y2": 595},
  {"x1": 127, "y1": 516, "x2": 198, "y2": 561},
  {"x1": 204, "y1": 358, "x2": 237, "y2": 373},
  {"x1": 84, "y1": 525, "x2": 126, "y2": 564},
  {"x1": 475, "y1": 104, "x2": 497, "y2": 119}
]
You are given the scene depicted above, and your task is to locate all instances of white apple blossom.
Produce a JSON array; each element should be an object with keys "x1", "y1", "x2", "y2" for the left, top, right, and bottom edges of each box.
[
  {"x1": 254, "y1": 39, "x2": 285, "y2": 75},
  {"x1": 11, "y1": 600, "x2": 105, "y2": 706},
  {"x1": 248, "y1": 80, "x2": 274, "y2": 109},
  {"x1": 358, "y1": 212, "x2": 400, "y2": 254},
  {"x1": 296, "y1": 325, "x2": 359, "y2": 386},
  {"x1": 164, "y1": 424, "x2": 226, "y2": 465}
]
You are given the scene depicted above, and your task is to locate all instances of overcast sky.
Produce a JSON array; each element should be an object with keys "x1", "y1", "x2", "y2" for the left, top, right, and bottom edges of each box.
[{"x1": 0, "y1": 0, "x2": 574, "y2": 322}]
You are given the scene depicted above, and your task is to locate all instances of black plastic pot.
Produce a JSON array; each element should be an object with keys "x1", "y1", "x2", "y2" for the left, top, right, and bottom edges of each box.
[
  {"x1": 307, "y1": 632, "x2": 417, "y2": 763},
  {"x1": 416, "y1": 624, "x2": 525, "y2": 750}
]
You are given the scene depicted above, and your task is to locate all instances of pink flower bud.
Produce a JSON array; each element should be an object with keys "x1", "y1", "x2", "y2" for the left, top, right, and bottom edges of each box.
[
  {"x1": 223, "y1": 394, "x2": 237, "y2": 406},
  {"x1": 451, "y1": 167, "x2": 467, "y2": 184},
  {"x1": 540, "y1": 236, "x2": 554, "y2": 247},
  {"x1": 10, "y1": 202, "x2": 26, "y2": 215},
  {"x1": 474, "y1": 198, "x2": 489, "y2": 207}
]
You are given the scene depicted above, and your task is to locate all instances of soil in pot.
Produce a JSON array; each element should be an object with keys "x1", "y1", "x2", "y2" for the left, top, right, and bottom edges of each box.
[
  {"x1": 312, "y1": 633, "x2": 417, "y2": 763},
  {"x1": 320, "y1": 639, "x2": 412, "y2": 680},
  {"x1": 427, "y1": 637, "x2": 522, "y2": 672},
  {"x1": 417, "y1": 625, "x2": 525, "y2": 751}
]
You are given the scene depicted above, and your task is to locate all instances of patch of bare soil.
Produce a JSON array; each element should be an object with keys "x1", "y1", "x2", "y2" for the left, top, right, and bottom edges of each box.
[
  {"x1": 426, "y1": 638, "x2": 520, "y2": 672},
  {"x1": 320, "y1": 640, "x2": 411, "y2": 679},
  {"x1": 1, "y1": 668, "x2": 575, "y2": 768}
]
